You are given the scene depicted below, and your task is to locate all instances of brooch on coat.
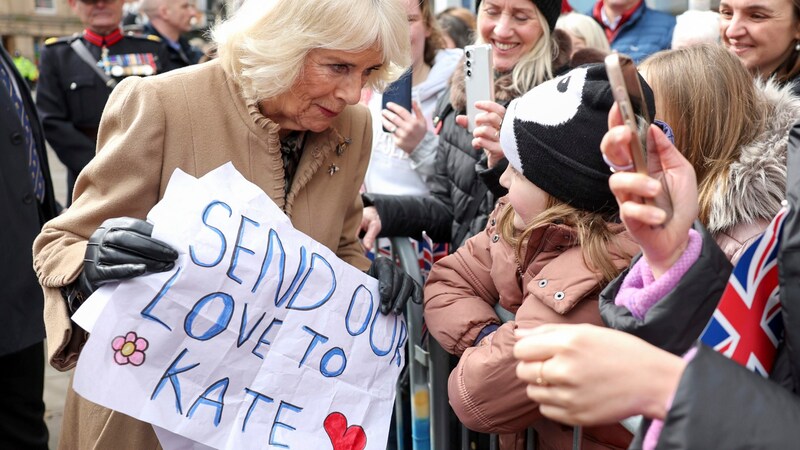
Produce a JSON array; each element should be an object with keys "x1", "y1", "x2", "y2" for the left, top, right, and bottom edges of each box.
[
  {"x1": 330, "y1": 137, "x2": 350, "y2": 176},
  {"x1": 336, "y1": 137, "x2": 351, "y2": 156}
]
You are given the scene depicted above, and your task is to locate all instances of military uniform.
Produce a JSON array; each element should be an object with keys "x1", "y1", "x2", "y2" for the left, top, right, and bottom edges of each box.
[{"x1": 36, "y1": 28, "x2": 170, "y2": 204}]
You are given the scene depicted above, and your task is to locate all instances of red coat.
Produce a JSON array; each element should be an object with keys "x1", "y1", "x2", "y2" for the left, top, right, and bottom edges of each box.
[{"x1": 424, "y1": 201, "x2": 639, "y2": 450}]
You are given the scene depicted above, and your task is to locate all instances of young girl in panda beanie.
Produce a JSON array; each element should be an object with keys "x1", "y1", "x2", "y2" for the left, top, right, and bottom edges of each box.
[{"x1": 424, "y1": 63, "x2": 650, "y2": 450}]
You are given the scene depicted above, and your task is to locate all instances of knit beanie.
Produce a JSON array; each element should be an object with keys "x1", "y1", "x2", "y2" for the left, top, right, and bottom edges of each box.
[
  {"x1": 499, "y1": 63, "x2": 655, "y2": 214},
  {"x1": 476, "y1": 0, "x2": 561, "y2": 32}
]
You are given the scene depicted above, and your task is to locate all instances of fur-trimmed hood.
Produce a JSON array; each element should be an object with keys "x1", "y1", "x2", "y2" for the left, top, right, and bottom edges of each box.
[
  {"x1": 448, "y1": 29, "x2": 572, "y2": 111},
  {"x1": 706, "y1": 80, "x2": 800, "y2": 233}
]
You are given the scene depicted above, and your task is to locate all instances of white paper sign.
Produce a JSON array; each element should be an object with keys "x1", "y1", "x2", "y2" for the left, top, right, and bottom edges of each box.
[{"x1": 73, "y1": 163, "x2": 406, "y2": 450}]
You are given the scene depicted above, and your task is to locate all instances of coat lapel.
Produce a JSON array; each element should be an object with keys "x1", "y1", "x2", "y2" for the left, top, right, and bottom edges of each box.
[{"x1": 284, "y1": 126, "x2": 349, "y2": 217}]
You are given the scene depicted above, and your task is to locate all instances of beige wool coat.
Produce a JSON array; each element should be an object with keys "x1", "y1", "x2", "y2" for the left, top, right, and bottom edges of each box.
[{"x1": 33, "y1": 59, "x2": 372, "y2": 449}]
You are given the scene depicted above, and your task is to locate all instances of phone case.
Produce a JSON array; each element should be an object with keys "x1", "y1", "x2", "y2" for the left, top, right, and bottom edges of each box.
[
  {"x1": 464, "y1": 44, "x2": 494, "y2": 132},
  {"x1": 382, "y1": 69, "x2": 413, "y2": 132},
  {"x1": 604, "y1": 52, "x2": 647, "y2": 175},
  {"x1": 605, "y1": 52, "x2": 673, "y2": 221}
]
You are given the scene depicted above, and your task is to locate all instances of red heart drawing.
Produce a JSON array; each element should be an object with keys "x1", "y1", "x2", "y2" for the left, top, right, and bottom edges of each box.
[{"x1": 323, "y1": 412, "x2": 367, "y2": 450}]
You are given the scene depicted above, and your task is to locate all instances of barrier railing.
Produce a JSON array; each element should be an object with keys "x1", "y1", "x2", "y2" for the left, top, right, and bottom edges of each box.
[
  {"x1": 391, "y1": 237, "x2": 431, "y2": 450},
  {"x1": 390, "y1": 236, "x2": 534, "y2": 450}
]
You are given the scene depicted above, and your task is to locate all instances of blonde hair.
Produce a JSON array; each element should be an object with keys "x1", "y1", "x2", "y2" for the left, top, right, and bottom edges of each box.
[
  {"x1": 556, "y1": 12, "x2": 611, "y2": 53},
  {"x1": 497, "y1": 183, "x2": 624, "y2": 285},
  {"x1": 475, "y1": 4, "x2": 558, "y2": 95},
  {"x1": 640, "y1": 44, "x2": 767, "y2": 225},
  {"x1": 212, "y1": 0, "x2": 411, "y2": 103}
]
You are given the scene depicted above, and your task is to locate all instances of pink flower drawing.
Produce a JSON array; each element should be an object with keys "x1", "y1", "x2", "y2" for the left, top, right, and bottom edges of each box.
[{"x1": 111, "y1": 332, "x2": 149, "y2": 366}]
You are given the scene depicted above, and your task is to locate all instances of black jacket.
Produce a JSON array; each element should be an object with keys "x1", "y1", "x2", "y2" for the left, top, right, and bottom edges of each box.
[
  {"x1": 600, "y1": 222, "x2": 730, "y2": 356},
  {"x1": 600, "y1": 120, "x2": 800, "y2": 449},
  {"x1": 365, "y1": 87, "x2": 508, "y2": 249},
  {"x1": 36, "y1": 30, "x2": 169, "y2": 203},
  {"x1": 365, "y1": 33, "x2": 574, "y2": 251},
  {"x1": 0, "y1": 44, "x2": 59, "y2": 356}
]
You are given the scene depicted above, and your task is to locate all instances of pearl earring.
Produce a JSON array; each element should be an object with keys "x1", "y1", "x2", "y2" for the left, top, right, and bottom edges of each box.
[{"x1": 796, "y1": 42, "x2": 800, "y2": 51}]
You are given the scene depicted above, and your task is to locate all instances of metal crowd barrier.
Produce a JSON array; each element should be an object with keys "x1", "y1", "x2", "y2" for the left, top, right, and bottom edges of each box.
[
  {"x1": 390, "y1": 237, "x2": 431, "y2": 450},
  {"x1": 389, "y1": 236, "x2": 540, "y2": 450}
]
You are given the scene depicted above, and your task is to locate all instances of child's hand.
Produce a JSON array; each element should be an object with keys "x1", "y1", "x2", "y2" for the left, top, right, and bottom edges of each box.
[{"x1": 602, "y1": 104, "x2": 698, "y2": 278}]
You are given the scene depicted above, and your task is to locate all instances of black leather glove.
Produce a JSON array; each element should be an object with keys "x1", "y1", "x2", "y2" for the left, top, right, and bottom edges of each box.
[
  {"x1": 77, "y1": 217, "x2": 179, "y2": 296},
  {"x1": 367, "y1": 256, "x2": 422, "y2": 315}
]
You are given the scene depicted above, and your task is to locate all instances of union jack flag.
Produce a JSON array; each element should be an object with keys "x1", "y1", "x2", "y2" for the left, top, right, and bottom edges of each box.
[
  {"x1": 364, "y1": 233, "x2": 449, "y2": 282},
  {"x1": 417, "y1": 231, "x2": 449, "y2": 279},
  {"x1": 700, "y1": 206, "x2": 789, "y2": 377}
]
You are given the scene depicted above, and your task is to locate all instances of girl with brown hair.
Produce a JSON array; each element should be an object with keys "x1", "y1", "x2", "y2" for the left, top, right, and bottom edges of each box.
[{"x1": 641, "y1": 44, "x2": 800, "y2": 261}]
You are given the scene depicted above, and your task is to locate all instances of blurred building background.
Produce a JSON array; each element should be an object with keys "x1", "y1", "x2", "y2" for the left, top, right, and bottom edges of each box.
[
  {"x1": 0, "y1": 0, "x2": 225, "y2": 64},
  {"x1": 1, "y1": 0, "x2": 80, "y2": 62}
]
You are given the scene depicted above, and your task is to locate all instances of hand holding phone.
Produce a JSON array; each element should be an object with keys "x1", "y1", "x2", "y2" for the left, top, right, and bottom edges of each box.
[
  {"x1": 604, "y1": 108, "x2": 698, "y2": 276},
  {"x1": 464, "y1": 44, "x2": 495, "y2": 132},
  {"x1": 605, "y1": 52, "x2": 673, "y2": 222},
  {"x1": 382, "y1": 69, "x2": 412, "y2": 132}
]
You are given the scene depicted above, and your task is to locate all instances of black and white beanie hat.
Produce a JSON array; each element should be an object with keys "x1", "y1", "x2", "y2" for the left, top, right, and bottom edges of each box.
[{"x1": 499, "y1": 63, "x2": 654, "y2": 214}]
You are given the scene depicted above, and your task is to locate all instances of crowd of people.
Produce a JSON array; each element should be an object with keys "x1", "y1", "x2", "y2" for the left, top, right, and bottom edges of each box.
[{"x1": 4, "y1": 0, "x2": 800, "y2": 448}]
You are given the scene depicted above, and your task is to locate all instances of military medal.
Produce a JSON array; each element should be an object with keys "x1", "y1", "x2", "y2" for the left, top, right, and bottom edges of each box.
[
  {"x1": 98, "y1": 50, "x2": 157, "y2": 77},
  {"x1": 99, "y1": 46, "x2": 112, "y2": 76}
]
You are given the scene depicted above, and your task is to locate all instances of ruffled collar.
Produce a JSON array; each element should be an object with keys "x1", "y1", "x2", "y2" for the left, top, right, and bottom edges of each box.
[{"x1": 246, "y1": 100, "x2": 280, "y2": 132}]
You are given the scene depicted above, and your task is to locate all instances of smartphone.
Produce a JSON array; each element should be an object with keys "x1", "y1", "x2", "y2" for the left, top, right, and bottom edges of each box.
[
  {"x1": 382, "y1": 69, "x2": 412, "y2": 132},
  {"x1": 464, "y1": 44, "x2": 494, "y2": 132},
  {"x1": 605, "y1": 52, "x2": 672, "y2": 220},
  {"x1": 605, "y1": 52, "x2": 650, "y2": 175}
]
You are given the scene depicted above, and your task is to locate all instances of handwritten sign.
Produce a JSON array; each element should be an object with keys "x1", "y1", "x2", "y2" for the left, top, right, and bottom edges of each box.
[{"x1": 72, "y1": 163, "x2": 406, "y2": 450}]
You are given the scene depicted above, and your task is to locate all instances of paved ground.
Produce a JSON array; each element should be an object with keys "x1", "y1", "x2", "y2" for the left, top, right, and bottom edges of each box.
[
  {"x1": 43, "y1": 146, "x2": 70, "y2": 450},
  {"x1": 44, "y1": 359, "x2": 69, "y2": 450}
]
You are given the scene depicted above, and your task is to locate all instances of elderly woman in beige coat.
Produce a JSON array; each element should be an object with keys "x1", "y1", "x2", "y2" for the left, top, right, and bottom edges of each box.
[{"x1": 32, "y1": 0, "x2": 418, "y2": 448}]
